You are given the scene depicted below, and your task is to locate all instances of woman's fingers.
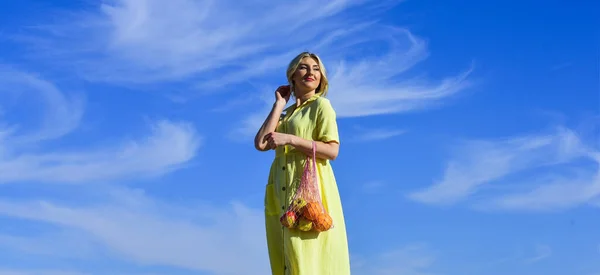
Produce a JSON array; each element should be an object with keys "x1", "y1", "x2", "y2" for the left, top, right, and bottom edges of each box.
[
  {"x1": 268, "y1": 139, "x2": 275, "y2": 149},
  {"x1": 264, "y1": 132, "x2": 285, "y2": 149},
  {"x1": 263, "y1": 132, "x2": 272, "y2": 143},
  {"x1": 263, "y1": 132, "x2": 275, "y2": 149}
]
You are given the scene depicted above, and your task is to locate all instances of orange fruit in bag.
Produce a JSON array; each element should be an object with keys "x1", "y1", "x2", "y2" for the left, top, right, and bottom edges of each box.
[
  {"x1": 313, "y1": 213, "x2": 333, "y2": 232},
  {"x1": 302, "y1": 202, "x2": 321, "y2": 220}
]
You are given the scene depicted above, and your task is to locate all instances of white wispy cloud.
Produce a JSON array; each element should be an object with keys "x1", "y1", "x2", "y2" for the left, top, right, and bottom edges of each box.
[
  {"x1": 0, "y1": 229, "x2": 97, "y2": 259},
  {"x1": 362, "y1": 181, "x2": 386, "y2": 193},
  {"x1": 15, "y1": 0, "x2": 400, "y2": 85},
  {"x1": 0, "y1": 119, "x2": 200, "y2": 184},
  {"x1": 229, "y1": 84, "x2": 281, "y2": 139},
  {"x1": 12, "y1": 0, "x2": 472, "y2": 135},
  {"x1": 326, "y1": 27, "x2": 473, "y2": 118},
  {"x1": 481, "y1": 155, "x2": 599, "y2": 211},
  {"x1": 0, "y1": 66, "x2": 84, "y2": 144},
  {"x1": 0, "y1": 188, "x2": 441, "y2": 275},
  {"x1": 524, "y1": 245, "x2": 552, "y2": 263},
  {"x1": 231, "y1": 26, "x2": 472, "y2": 139},
  {"x1": 352, "y1": 244, "x2": 440, "y2": 275},
  {"x1": 0, "y1": 270, "x2": 89, "y2": 275},
  {"x1": 0, "y1": 269, "x2": 175, "y2": 275},
  {"x1": 0, "y1": 188, "x2": 269, "y2": 275},
  {"x1": 350, "y1": 125, "x2": 406, "y2": 142},
  {"x1": 408, "y1": 124, "x2": 600, "y2": 211},
  {"x1": 0, "y1": 67, "x2": 201, "y2": 184}
]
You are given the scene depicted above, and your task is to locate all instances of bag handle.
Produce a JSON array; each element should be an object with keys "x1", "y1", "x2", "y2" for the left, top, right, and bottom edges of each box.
[
  {"x1": 312, "y1": 141, "x2": 318, "y2": 188},
  {"x1": 311, "y1": 140, "x2": 317, "y2": 170}
]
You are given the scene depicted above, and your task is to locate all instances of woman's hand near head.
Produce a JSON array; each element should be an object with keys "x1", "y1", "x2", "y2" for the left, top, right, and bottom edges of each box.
[{"x1": 274, "y1": 85, "x2": 291, "y2": 107}]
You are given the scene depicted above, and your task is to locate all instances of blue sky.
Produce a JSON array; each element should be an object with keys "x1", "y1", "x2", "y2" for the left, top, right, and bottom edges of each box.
[{"x1": 0, "y1": 0, "x2": 598, "y2": 274}]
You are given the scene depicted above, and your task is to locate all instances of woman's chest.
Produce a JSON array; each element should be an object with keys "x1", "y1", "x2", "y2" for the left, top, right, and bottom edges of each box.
[{"x1": 279, "y1": 105, "x2": 317, "y2": 136}]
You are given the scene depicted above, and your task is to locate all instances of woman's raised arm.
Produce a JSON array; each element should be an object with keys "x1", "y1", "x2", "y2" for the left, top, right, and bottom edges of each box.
[{"x1": 254, "y1": 86, "x2": 290, "y2": 151}]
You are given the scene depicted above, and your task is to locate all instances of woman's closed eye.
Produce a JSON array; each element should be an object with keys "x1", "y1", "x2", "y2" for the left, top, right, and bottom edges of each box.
[{"x1": 298, "y1": 65, "x2": 320, "y2": 71}]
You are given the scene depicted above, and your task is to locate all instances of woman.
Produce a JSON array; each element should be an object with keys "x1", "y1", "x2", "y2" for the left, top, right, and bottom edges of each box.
[{"x1": 254, "y1": 52, "x2": 351, "y2": 275}]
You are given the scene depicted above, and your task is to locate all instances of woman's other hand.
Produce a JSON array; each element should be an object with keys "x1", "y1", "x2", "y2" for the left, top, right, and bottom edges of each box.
[{"x1": 264, "y1": 132, "x2": 292, "y2": 150}]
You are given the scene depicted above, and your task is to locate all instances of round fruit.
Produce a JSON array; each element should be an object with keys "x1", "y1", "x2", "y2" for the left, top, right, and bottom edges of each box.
[
  {"x1": 280, "y1": 211, "x2": 297, "y2": 228},
  {"x1": 294, "y1": 198, "x2": 306, "y2": 209},
  {"x1": 297, "y1": 217, "x2": 313, "y2": 231},
  {"x1": 302, "y1": 202, "x2": 321, "y2": 220},
  {"x1": 292, "y1": 198, "x2": 307, "y2": 211},
  {"x1": 313, "y1": 213, "x2": 333, "y2": 232}
]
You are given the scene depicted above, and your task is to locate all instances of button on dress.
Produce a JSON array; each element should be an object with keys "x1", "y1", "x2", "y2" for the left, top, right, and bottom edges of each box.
[{"x1": 264, "y1": 94, "x2": 351, "y2": 275}]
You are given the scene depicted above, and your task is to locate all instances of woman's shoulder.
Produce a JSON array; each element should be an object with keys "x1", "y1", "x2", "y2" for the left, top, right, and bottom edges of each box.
[
  {"x1": 314, "y1": 96, "x2": 334, "y2": 108},
  {"x1": 313, "y1": 96, "x2": 336, "y2": 117}
]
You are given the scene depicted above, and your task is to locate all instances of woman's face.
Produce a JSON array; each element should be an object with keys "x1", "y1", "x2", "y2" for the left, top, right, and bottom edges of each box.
[{"x1": 292, "y1": 56, "x2": 321, "y2": 93}]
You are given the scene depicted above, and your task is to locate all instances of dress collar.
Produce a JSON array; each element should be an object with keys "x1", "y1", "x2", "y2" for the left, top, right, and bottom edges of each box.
[{"x1": 285, "y1": 93, "x2": 320, "y2": 113}]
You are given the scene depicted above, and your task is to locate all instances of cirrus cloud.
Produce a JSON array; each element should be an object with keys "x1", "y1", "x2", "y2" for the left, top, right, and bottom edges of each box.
[
  {"x1": 13, "y1": 0, "x2": 403, "y2": 85},
  {"x1": 0, "y1": 67, "x2": 201, "y2": 184},
  {"x1": 408, "y1": 124, "x2": 600, "y2": 212},
  {"x1": 0, "y1": 187, "x2": 269, "y2": 275}
]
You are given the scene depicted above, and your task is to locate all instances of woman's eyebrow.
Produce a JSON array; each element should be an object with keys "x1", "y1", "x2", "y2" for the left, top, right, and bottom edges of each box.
[{"x1": 298, "y1": 63, "x2": 320, "y2": 69}]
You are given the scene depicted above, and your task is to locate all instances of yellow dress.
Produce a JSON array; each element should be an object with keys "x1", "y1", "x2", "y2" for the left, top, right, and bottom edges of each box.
[{"x1": 264, "y1": 94, "x2": 351, "y2": 275}]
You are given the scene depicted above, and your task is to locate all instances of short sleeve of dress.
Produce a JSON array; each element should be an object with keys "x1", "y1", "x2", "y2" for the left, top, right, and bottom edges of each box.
[{"x1": 314, "y1": 98, "x2": 340, "y2": 144}]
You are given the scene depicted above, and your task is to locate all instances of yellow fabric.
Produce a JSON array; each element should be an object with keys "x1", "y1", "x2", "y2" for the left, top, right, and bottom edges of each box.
[{"x1": 264, "y1": 94, "x2": 351, "y2": 275}]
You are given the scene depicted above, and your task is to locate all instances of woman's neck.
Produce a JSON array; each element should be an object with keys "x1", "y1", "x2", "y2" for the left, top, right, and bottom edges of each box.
[{"x1": 295, "y1": 90, "x2": 316, "y2": 106}]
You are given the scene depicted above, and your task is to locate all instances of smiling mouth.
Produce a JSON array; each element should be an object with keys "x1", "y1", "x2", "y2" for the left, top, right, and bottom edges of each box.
[{"x1": 304, "y1": 78, "x2": 314, "y2": 81}]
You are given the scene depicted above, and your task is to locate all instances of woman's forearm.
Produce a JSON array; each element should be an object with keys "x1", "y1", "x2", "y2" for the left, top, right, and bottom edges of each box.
[
  {"x1": 289, "y1": 135, "x2": 339, "y2": 161},
  {"x1": 254, "y1": 103, "x2": 285, "y2": 151}
]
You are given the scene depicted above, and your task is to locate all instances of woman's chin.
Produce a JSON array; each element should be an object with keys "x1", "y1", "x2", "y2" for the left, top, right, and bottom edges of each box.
[{"x1": 295, "y1": 84, "x2": 319, "y2": 93}]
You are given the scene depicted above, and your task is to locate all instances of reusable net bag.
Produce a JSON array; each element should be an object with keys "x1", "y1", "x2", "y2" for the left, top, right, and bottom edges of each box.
[{"x1": 280, "y1": 141, "x2": 334, "y2": 232}]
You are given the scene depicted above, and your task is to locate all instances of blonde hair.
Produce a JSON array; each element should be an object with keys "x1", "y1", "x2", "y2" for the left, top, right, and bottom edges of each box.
[{"x1": 286, "y1": 51, "x2": 329, "y2": 97}]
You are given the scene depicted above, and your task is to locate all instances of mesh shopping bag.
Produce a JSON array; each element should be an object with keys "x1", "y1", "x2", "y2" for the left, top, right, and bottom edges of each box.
[{"x1": 280, "y1": 141, "x2": 334, "y2": 232}]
